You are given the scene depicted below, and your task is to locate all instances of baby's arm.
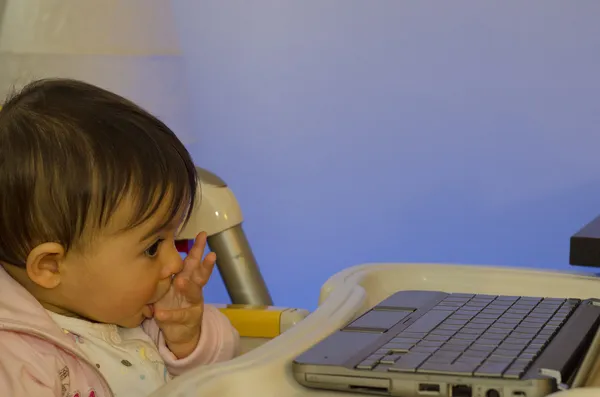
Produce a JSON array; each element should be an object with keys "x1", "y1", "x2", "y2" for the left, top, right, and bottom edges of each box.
[
  {"x1": 0, "y1": 332, "x2": 70, "y2": 397},
  {"x1": 142, "y1": 304, "x2": 240, "y2": 376}
]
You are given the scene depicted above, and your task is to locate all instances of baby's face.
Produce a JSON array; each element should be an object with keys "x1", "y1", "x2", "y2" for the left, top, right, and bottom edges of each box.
[{"x1": 53, "y1": 206, "x2": 185, "y2": 327}]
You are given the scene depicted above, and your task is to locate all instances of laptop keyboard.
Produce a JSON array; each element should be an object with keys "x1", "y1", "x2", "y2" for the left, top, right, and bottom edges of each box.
[{"x1": 355, "y1": 294, "x2": 579, "y2": 379}]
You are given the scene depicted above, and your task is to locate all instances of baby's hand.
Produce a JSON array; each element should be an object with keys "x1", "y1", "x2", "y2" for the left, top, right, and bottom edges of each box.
[{"x1": 153, "y1": 232, "x2": 216, "y2": 359}]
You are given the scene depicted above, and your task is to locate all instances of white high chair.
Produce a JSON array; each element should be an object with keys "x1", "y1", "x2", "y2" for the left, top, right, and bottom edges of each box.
[{"x1": 150, "y1": 263, "x2": 600, "y2": 397}]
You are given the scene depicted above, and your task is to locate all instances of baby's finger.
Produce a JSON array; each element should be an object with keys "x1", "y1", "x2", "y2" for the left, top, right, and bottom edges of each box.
[
  {"x1": 193, "y1": 252, "x2": 216, "y2": 286},
  {"x1": 185, "y1": 232, "x2": 207, "y2": 265},
  {"x1": 177, "y1": 232, "x2": 207, "y2": 280},
  {"x1": 175, "y1": 276, "x2": 204, "y2": 304},
  {"x1": 155, "y1": 306, "x2": 201, "y2": 325}
]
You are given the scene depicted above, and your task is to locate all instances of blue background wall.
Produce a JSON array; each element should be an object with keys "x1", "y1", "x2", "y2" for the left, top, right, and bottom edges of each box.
[{"x1": 172, "y1": 1, "x2": 600, "y2": 309}]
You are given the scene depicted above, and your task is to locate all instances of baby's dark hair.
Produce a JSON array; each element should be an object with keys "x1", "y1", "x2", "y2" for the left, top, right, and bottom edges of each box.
[{"x1": 0, "y1": 78, "x2": 198, "y2": 267}]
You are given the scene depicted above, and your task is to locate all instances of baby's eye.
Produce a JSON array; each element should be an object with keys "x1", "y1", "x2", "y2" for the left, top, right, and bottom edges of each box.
[{"x1": 144, "y1": 239, "x2": 164, "y2": 258}]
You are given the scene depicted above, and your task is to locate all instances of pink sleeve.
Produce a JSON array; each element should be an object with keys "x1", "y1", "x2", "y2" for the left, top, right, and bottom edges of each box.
[
  {"x1": 0, "y1": 332, "x2": 66, "y2": 397},
  {"x1": 142, "y1": 304, "x2": 240, "y2": 376}
]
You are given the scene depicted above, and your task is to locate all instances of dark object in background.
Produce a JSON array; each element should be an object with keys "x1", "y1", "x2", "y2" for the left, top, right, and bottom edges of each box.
[{"x1": 570, "y1": 215, "x2": 600, "y2": 267}]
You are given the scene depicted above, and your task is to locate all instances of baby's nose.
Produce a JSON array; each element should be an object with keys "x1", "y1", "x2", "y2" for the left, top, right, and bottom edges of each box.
[
  {"x1": 164, "y1": 248, "x2": 184, "y2": 276},
  {"x1": 170, "y1": 256, "x2": 184, "y2": 275}
]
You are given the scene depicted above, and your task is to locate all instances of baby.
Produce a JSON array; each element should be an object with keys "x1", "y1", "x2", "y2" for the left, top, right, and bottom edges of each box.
[{"x1": 0, "y1": 79, "x2": 240, "y2": 397}]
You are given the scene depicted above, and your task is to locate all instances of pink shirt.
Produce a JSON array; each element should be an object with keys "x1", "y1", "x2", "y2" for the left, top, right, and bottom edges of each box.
[{"x1": 0, "y1": 267, "x2": 240, "y2": 397}]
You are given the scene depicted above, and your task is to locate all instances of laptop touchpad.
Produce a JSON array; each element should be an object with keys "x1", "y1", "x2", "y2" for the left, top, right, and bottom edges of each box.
[{"x1": 345, "y1": 309, "x2": 413, "y2": 333}]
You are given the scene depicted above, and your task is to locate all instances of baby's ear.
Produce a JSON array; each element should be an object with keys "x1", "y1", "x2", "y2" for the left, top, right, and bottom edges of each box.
[{"x1": 26, "y1": 243, "x2": 65, "y2": 289}]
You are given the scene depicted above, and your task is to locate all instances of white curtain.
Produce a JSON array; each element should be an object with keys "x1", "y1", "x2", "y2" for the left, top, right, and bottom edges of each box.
[{"x1": 0, "y1": 0, "x2": 196, "y2": 145}]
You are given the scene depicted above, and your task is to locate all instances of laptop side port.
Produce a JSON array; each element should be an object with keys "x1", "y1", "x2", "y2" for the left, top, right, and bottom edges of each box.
[
  {"x1": 348, "y1": 385, "x2": 389, "y2": 394},
  {"x1": 486, "y1": 389, "x2": 500, "y2": 397},
  {"x1": 450, "y1": 384, "x2": 472, "y2": 397},
  {"x1": 418, "y1": 383, "x2": 441, "y2": 395}
]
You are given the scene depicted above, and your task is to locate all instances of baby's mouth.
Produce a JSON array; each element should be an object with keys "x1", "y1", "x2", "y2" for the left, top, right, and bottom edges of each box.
[{"x1": 143, "y1": 304, "x2": 155, "y2": 319}]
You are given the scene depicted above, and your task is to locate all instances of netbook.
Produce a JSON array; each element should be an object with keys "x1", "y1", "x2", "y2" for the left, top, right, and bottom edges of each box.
[{"x1": 292, "y1": 290, "x2": 600, "y2": 397}]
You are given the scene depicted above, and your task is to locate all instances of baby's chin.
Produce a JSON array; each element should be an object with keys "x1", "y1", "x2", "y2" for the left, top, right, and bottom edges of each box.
[{"x1": 115, "y1": 310, "x2": 150, "y2": 328}]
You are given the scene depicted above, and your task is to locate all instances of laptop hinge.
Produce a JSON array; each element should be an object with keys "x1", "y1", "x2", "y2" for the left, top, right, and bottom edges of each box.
[{"x1": 539, "y1": 368, "x2": 569, "y2": 391}]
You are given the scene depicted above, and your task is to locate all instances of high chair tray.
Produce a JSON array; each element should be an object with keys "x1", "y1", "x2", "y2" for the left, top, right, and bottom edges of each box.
[{"x1": 150, "y1": 263, "x2": 600, "y2": 397}]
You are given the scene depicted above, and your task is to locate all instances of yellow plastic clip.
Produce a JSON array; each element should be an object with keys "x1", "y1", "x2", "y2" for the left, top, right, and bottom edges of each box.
[{"x1": 213, "y1": 304, "x2": 309, "y2": 338}]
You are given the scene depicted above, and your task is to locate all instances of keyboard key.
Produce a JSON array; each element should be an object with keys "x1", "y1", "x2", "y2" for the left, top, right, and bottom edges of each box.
[
  {"x1": 373, "y1": 363, "x2": 394, "y2": 372},
  {"x1": 518, "y1": 353, "x2": 536, "y2": 360},
  {"x1": 380, "y1": 353, "x2": 404, "y2": 364},
  {"x1": 485, "y1": 328, "x2": 510, "y2": 336},
  {"x1": 474, "y1": 360, "x2": 512, "y2": 377},
  {"x1": 388, "y1": 353, "x2": 430, "y2": 373},
  {"x1": 436, "y1": 324, "x2": 463, "y2": 332},
  {"x1": 400, "y1": 332, "x2": 428, "y2": 339},
  {"x1": 523, "y1": 346, "x2": 543, "y2": 356},
  {"x1": 356, "y1": 359, "x2": 378, "y2": 370},
  {"x1": 511, "y1": 330, "x2": 537, "y2": 338},
  {"x1": 493, "y1": 348, "x2": 523, "y2": 357},
  {"x1": 445, "y1": 338, "x2": 472, "y2": 347},
  {"x1": 392, "y1": 337, "x2": 420, "y2": 345},
  {"x1": 505, "y1": 333, "x2": 533, "y2": 341},
  {"x1": 492, "y1": 323, "x2": 515, "y2": 330},
  {"x1": 518, "y1": 297, "x2": 542, "y2": 304},
  {"x1": 430, "y1": 350, "x2": 461, "y2": 362},
  {"x1": 445, "y1": 319, "x2": 469, "y2": 326},
  {"x1": 488, "y1": 302, "x2": 511, "y2": 309},
  {"x1": 528, "y1": 313, "x2": 551, "y2": 320},
  {"x1": 425, "y1": 334, "x2": 451, "y2": 343},
  {"x1": 439, "y1": 344, "x2": 469, "y2": 352},
  {"x1": 543, "y1": 298, "x2": 565, "y2": 304},
  {"x1": 531, "y1": 337, "x2": 549, "y2": 347},
  {"x1": 496, "y1": 296, "x2": 519, "y2": 303},
  {"x1": 476, "y1": 338, "x2": 501, "y2": 346},
  {"x1": 438, "y1": 302, "x2": 464, "y2": 308},
  {"x1": 471, "y1": 318, "x2": 495, "y2": 325},
  {"x1": 484, "y1": 308, "x2": 507, "y2": 315},
  {"x1": 464, "y1": 305, "x2": 486, "y2": 311},
  {"x1": 418, "y1": 340, "x2": 444, "y2": 348},
  {"x1": 500, "y1": 313, "x2": 524, "y2": 320},
  {"x1": 477, "y1": 313, "x2": 500, "y2": 320},
  {"x1": 456, "y1": 307, "x2": 481, "y2": 317},
  {"x1": 463, "y1": 353, "x2": 491, "y2": 362},
  {"x1": 431, "y1": 329, "x2": 457, "y2": 337},
  {"x1": 502, "y1": 359, "x2": 530, "y2": 379},
  {"x1": 444, "y1": 297, "x2": 470, "y2": 303},
  {"x1": 463, "y1": 323, "x2": 489, "y2": 330},
  {"x1": 411, "y1": 345, "x2": 439, "y2": 354},
  {"x1": 512, "y1": 305, "x2": 535, "y2": 311},
  {"x1": 492, "y1": 352, "x2": 517, "y2": 361},
  {"x1": 502, "y1": 368, "x2": 525, "y2": 379},
  {"x1": 496, "y1": 319, "x2": 520, "y2": 327},
  {"x1": 460, "y1": 328, "x2": 484, "y2": 336},
  {"x1": 383, "y1": 343, "x2": 412, "y2": 352},
  {"x1": 450, "y1": 314, "x2": 473, "y2": 321},
  {"x1": 418, "y1": 361, "x2": 478, "y2": 375},
  {"x1": 500, "y1": 338, "x2": 528, "y2": 346},
  {"x1": 454, "y1": 332, "x2": 477, "y2": 340},
  {"x1": 456, "y1": 355, "x2": 485, "y2": 366},
  {"x1": 469, "y1": 344, "x2": 496, "y2": 352}
]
